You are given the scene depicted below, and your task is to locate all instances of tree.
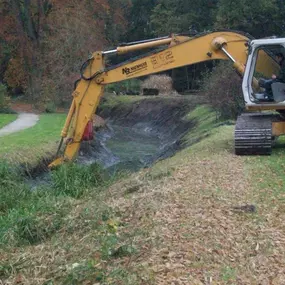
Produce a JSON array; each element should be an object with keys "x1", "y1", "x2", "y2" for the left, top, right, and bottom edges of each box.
[
  {"x1": 215, "y1": 0, "x2": 284, "y2": 38},
  {"x1": 91, "y1": 0, "x2": 130, "y2": 45},
  {"x1": 124, "y1": 0, "x2": 156, "y2": 41},
  {"x1": 0, "y1": 0, "x2": 130, "y2": 105},
  {"x1": 150, "y1": 0, "x2": 218, "y2": 36},
  {"x1": 150, "y1": 3, "x2": 178, "y2": 35}
]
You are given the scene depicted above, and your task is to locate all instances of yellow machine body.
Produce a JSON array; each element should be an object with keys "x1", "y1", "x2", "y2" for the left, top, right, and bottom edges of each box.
[{"x1": 49, "y1": 31, "x2": 280, "y2": 168}]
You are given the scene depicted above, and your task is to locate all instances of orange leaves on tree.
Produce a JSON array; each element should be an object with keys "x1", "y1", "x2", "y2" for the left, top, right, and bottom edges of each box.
[
  {"x1": 0, "y1": 15, "x2": 17, "y2": 44},
  {"x1": 4, "y1": 58, "x2": 27, "y2": 91},
  {"x1": 0, "y1": 0, "x2": 130, "y2": 101}
]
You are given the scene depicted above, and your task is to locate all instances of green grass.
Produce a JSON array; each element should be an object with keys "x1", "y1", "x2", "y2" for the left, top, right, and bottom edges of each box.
[
  {"x1": 0, "y1": 160, "x2": 136, "y2": 284},
  {"x1": 0, "y1": 114, "x2": 66, "y2": 167},
  {"x1": 183, "y1": 105, "x2": 217, "y2": 143},
  {"x1": 100, "y1": 94, "x2": 150, "y2": 110},
  {"x1": 3, "y1": 103, "x2": 285, "y2": 283},
  {"x1": 0, "y1": 114, "x2": 66, "y2": 155},
  {"x1": 182, "y1": 105, "x2": 234, "y2": 146},
  {"x1": 0, "y1": 162, "x2": 108, "y2": 247},
  {"x1": 244, "y1": 137, "x2": 285, "y2": 201},
  {"x1": 161, "y1": 105, "x2": 285, "y2": 205},
  {"x1": 0, "y1": 114, "x2": 17, "y2": 129},
  {"x1": 150, "y1": 104, "x2": 232, "y2": 176}
]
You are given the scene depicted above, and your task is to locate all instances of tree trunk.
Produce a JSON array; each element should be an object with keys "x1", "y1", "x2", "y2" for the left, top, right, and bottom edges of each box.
[
  {"x1": 11, "y1": 0, "x2": 37, "y2": 100},
  {"x1": 23, "y1": 0, "x2": 38, "y2": 41}
]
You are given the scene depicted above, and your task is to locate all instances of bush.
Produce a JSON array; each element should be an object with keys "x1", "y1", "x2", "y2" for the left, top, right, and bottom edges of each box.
[
  {"x1": 105, "y1": 79, "x2": 141, "y2": 95},
  {"x1": 3, "y1": 58, "x2": 27, "y2": 93},
  {"x1": 0, "y1": 162, "x2": 28, "y2": 214},
  {"x1": 0, "y1": 84, "x2": 12, "y2": 113},
  {"x1": 45, "y1": 101, "x2": 57, "y2": 113},
  {"x1": 201, "y1": 62, "x2": 244, "y2": 119},
  {"x1": 141, "y1": 74, "x2": 176, "y2": 95}
]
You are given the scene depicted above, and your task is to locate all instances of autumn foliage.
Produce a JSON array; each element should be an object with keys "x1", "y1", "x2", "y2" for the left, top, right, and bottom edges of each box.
[
  {"x1": 2, "y1": 0, "x2": 285, "y2": 108},
  {"x1": 0, "y1": 0, "x2": 129, "y2": 107}
]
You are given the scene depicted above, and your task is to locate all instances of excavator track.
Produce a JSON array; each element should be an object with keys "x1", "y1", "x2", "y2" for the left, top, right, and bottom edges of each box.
[{"x1": 235, "y1": 113, "x2": 273, "y2": 155}]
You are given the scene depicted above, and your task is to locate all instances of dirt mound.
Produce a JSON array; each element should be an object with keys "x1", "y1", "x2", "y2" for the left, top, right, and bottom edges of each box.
[{"x1": 93, "y1": 114, "x2": 106, "y2": 130}]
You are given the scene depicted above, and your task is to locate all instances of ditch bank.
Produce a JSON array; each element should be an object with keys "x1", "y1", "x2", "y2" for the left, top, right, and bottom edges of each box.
[{"x1": 78, "y1": 96, "x2": 199, "y2": 171}]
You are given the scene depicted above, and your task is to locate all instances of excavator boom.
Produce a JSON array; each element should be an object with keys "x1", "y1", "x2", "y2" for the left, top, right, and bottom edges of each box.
[{"x1": 49, "y1": 30, "x2": 279, "y2": 168}]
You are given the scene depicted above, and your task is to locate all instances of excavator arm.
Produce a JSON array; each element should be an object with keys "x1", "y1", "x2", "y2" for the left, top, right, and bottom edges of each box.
[{"x1": 49, "y1": 30, "x2": 279, "y2": 168}]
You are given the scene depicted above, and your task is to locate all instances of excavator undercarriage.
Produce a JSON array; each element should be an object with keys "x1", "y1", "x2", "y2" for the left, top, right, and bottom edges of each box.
[
  {"x1": 235, "y1": 113, "x2": 274, "y2": 155},
  {"x1": 235, "y1": 112, "x2": 285, "y2": 155}
]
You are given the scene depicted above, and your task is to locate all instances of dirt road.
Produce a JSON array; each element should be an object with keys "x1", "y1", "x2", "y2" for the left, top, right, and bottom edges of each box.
[{"x1": 0, "y1": 113, "x2": 39, "y2": 137}]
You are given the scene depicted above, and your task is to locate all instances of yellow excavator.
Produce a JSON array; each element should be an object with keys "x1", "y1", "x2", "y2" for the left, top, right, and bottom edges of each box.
[{"x1": 49, "y1": 30, "x2": 285, "y2": 168}]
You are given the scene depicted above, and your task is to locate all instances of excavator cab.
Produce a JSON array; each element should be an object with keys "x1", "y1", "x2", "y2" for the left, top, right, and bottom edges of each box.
[
  {"x1": 253, "y1": 47, "x2": 285, "y2": 102},
  {"x1": 235, "y1": 39, "x2": 285, "y2": 156},
  {"x1": 243, "y1": 39, "x2": 285, "y2": 108}
]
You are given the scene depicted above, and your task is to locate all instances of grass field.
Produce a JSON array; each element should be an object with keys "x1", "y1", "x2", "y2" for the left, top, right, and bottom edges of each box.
[
  {"x1": 0, "y1": 114, "x2": 66, "y2": 163},
  {"x1": 1, "y1": 104, "x2": 285, "y2": 284},
  {"x1": 0, "y1": 114, "x2": 17, "y2": 129}
]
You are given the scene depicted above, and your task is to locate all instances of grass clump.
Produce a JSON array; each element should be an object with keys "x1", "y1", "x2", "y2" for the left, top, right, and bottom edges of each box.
[
  {"x1": 63, "y1": 261, "x2": 105, "y2": 284},
  {"x1": 0, "y1": 189, "x2": 68, "y2": 246},
  {"x1": 2, "y1": 203, "x2": 64, "y2": 246},
  {"x1": 0, "y1": 161, "x2": 54, "y2": 246},
  {"x1": 0, "y1": 161, "x2": 109, "y2": 248},
  {"x1": 0, "y1": 162, "x2": 29, "y2": 214},
  {"x1": 0, "y1": 84, "x2": 13, "y2": 114},
  {"x1": 51, "y1": 163, "x2": 105, "y2": 198}
]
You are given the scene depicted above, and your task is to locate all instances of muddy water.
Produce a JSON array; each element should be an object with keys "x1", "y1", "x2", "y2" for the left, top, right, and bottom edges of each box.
[
  {"x1": 78, "y1": 123, "x2": 175, "y2": 172},
  {"x1": 78, "y1": 97, "x2": 195, "y2": 172}
]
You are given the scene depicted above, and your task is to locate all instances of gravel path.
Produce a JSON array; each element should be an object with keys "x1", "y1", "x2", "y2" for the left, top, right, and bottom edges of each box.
[{"x1": 0, "y1": 113, "x2": 39, "y2": 137}]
